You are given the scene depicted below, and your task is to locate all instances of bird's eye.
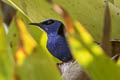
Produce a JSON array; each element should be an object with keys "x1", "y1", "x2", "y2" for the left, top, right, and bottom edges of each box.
[{"x1": 42, "y1": 20, "x2": 54, "y2": 25}]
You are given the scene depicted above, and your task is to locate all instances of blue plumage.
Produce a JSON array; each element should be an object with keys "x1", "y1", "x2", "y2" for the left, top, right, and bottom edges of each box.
[{"x1": 30, "y1": 19, "x2": 72, "y2": 62}]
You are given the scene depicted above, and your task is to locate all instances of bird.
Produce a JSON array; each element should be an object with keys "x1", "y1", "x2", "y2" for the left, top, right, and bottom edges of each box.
[{"x1": 30, "y1": 19, "x2": 73, "y2": 62}]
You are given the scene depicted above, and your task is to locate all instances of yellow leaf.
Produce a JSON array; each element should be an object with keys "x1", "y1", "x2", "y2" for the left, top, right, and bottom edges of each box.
[
  {"x1": 15, "y1": 46, "x2": 26, "y2": 66},
  {"x1": 15, "y1": 17, "x2": 37, "y2": 54}
]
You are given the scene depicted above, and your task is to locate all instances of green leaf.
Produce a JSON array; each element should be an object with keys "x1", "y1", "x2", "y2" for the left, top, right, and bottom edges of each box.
[
  {"x1": 109, "y1": 0, "x2": 114, "y2": 3},
  {"x1": 8, "y1": 11, "x2": 42, "y2": 55},
  {"x1": 67, "y1": 20, "x2": 120, "y2": 80},
  {"x1": 3, "y1": 0, "x2": 120, "y2": 41},
  {"x1": 7, "y1": 16, "x2": 19, "y2": 55},
  {"x1": 0, "y1": 9, "x2": 14, "y2": 80},
  {"x1": 114, "y1": 0, "x2": 120, "y2": 8}
]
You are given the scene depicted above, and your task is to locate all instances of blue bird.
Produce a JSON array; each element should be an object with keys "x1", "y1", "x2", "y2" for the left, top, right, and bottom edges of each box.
[{"x1": 30, "y1": 19, "x2": 73, "y2": 62}]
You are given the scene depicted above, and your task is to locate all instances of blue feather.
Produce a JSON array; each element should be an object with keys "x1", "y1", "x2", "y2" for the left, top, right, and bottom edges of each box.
[{"x1": 30, "y1": 19, "x2": 73, "y2": 62}]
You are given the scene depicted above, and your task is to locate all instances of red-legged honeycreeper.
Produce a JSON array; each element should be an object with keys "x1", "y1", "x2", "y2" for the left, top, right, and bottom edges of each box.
[{"x1": 30, "y1": 19, "x2": 72, "y2": 62}]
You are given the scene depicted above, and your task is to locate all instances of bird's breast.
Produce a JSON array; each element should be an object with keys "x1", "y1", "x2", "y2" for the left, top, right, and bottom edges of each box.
[{"x1": 47, "y1": 35, "x2": 72, "y2": 62}]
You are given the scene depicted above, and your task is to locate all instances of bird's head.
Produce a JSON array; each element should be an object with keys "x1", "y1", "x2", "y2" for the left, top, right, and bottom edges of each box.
[{"x1": 30, "y1": 19, "x2": 65, "y2": 36}]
